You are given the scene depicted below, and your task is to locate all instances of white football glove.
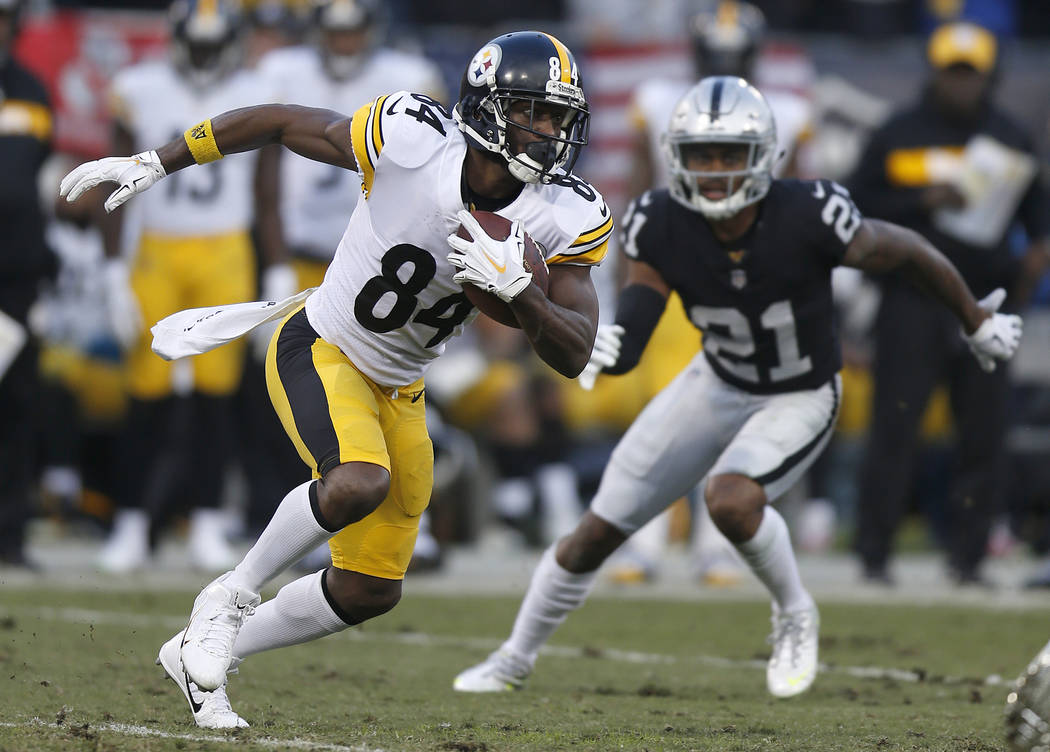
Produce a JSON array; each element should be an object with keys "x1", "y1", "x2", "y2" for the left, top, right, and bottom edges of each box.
[
  {"x1": 962, "y1": 287, "x2": 1023, "y2": 373},
  {"x1": 59, "y1": 150, "x2": 167, "y2": 213},
  {"x1": 577, "y1": 324, "x2": 625, "y2": 391},
  {"x1": 250, "y1": 263, "x2": 299, "y2": 361},
  {"x1": 446, "y1": 209, "x2": 532, "y2": 303},
  {"x1": 102, "y1": 258, "x2": 143, "y2": 350}
]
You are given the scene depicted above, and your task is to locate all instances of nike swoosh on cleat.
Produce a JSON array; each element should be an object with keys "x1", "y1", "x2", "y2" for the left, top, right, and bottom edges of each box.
[{"x1": 184, "y1": 671, "x2": 204, "y2": 714}]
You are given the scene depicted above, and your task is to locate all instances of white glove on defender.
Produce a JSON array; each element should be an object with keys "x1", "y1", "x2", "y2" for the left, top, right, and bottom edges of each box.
[
  {"x1": 577, "y1": 324, "x2": 625, "y2": 391},
  {"x1": 446, "y1": 210, "x2": 532, "y2": 303},
  {"x1": 962, "y1": 287, "x2": 1023, "y2": 373},
  {"x1": 103, "y1": 259, "x2": 143, "y2": 350},
  {"x1": 59, "y1": 150, "x2": 167, "y2": 213}
]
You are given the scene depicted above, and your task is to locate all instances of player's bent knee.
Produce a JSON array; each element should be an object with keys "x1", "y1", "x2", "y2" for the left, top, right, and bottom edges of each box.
[
  {"x1": 317, "y1": 462, "x2": 391, "y2": 530},
  {"x1": 706, "y1": 474, "x2": 766, "y2": 543},
  {"x1": 556, "y1": 512, "x2": 626, "y2": 573},
  {"x1": 324, "y1": 567, "x2": 402, "y2": 625}
]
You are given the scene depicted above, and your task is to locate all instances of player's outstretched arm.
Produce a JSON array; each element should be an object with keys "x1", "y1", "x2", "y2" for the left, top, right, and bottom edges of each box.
[
  {"x1": 61, "y1": 104, "x2": 355, "y2": 213},
  {"x1": 842, "y1": 218, "x2": 1023, "y2": 371}
]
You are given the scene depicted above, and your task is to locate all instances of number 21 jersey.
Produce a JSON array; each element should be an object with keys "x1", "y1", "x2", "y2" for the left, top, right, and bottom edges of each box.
[
  {"x1": 306, "y1": 91, "x2": 613, "y2": 388},
  {"x1": 622, "y1": 180, "x2": 862, "y2": 394}
]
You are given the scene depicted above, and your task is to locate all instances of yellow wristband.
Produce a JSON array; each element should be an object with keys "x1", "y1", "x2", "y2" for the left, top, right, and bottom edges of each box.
[{"x1": 184, "y1": 119, "x2": 224, "y2": 164}]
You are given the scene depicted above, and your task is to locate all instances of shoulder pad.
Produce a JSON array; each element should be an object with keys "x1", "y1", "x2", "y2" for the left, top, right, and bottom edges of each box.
[
  {"x1": 543, "y1": 174, "x2": 613, "y2": 266},
  {"x1": 350, "y1": 91, "x2": 456, "y2": 196}
]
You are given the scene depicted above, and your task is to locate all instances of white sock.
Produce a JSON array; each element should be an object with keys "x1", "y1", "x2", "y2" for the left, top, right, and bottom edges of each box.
[
  {"x1": 232, "y1": 570, "x2": 348, "y2": 659},
  {"x1": 228, "y1": 481, "x2": 335, "y2": 592},
  {"x1": 502, "y1": 545, "x2": 598, "y2": 665},
  {"x1": 733, "y1": 506, "x2": 813, "y2": 614}
]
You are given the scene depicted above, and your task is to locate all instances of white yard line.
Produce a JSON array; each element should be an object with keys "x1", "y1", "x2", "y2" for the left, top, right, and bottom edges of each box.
[
  {"x1": 0, "y1": 719, "x2": 378, "y2": 751},
  {"x1": 0, "y1": 603, "x2": 1010, "y2": 689}
]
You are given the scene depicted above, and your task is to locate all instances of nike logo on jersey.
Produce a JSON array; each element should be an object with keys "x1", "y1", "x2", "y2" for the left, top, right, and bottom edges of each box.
[{"x1": 385, "y1": 96, "x2": 403, "y2": 116}]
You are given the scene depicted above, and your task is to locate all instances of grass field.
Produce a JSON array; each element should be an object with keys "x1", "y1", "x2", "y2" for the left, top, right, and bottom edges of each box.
[{"x1": 0, "y1": 584, "x2": 1039, "y2": 751}]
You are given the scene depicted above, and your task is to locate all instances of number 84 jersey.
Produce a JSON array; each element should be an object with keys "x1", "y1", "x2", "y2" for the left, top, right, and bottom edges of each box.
[
  {"x1": 306, "y1": 91, "x2": 613, "y2": 388},
  {"x1": 622, "y1": 180, "x2": 862, "y2": 395}
]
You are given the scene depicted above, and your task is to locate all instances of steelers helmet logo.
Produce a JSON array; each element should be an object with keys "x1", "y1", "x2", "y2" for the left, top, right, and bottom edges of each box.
[{"x1": 467, "y1": 44, "x2": 502, "y2": 87}]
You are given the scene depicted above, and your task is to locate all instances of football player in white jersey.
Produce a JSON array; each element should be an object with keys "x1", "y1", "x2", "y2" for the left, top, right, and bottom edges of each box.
[
  {"x1": 614, "y1": 0, "x2": 814, "y2": 585},
  {"x1": 452, "y1": 77, "x2": 1020, "y2": 700},
  {"x1": 94, "y1": 0, "x2": 282, "y2": 575},
  {"x1": 62, "y1": 30, "x2": 612, "y2": 728}
]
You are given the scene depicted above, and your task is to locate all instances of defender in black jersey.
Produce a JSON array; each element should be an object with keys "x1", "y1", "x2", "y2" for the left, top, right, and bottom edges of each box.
[{"x1": 454, "y1": 76, "x2": 1021, "y2": 700}]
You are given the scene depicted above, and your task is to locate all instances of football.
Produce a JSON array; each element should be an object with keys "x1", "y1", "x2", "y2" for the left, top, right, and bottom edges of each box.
[{"x1": 455, "y1": 210, "x2": 550, "y2": 328}]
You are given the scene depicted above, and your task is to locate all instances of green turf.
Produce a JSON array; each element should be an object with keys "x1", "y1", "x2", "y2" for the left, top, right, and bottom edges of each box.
[{"x1": 0, "y1": 586, "x2": 1038, "y2": 751}]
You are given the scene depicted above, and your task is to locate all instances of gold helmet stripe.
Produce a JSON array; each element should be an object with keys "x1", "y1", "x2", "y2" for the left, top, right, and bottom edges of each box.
[
  {"x1": 541, "y1": 32, "x2": 572, "y2": 84},
  {"x1": 716, "y1": 1, "x2": 740, "y2": 27}
]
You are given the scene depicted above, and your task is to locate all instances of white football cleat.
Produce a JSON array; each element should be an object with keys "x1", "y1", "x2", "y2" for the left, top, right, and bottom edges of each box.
[
  {"x1": 453, "y1": 649, "x2": 532, "y2": 693},
  {"x1": 1005, "y1": 639, "x2": 1050, "y2": 752},
  {"x1": 187, "y1": 509, "x2": 239, "y2": 573},
  {"x1": 157, "y1": 631, "x2": 248, "y2": 729},
  {"x1": 766, "y1": 604, "x2": 819, "y2": 698},
  {"x1": 180, "y1": 573, "x2": 260, "y2": 691},
  {"x1": 97, "y1": 509, "x2": 150, "y2": 574}
]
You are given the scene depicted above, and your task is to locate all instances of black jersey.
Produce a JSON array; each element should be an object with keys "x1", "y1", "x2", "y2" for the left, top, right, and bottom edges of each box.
[{"x1": 622, "y1": 179, "x2": 861, "y2": 395}]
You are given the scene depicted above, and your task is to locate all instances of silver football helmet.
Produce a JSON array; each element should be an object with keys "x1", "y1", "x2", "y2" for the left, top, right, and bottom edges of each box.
[{"x1": 661, "y1": 75, "x2": 776, "y2": 219}]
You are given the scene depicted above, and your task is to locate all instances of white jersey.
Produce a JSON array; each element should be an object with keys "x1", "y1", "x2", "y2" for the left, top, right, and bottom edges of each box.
[
  {"x1": 258, "y1": 46, "x2": 446, "y2": 260},
  {"x1": 630, "y1": 77, "x2": 812, "y2": 186},
  {"x1": 110, "y1": 60, "x2": 277, "y2": 237},
  {"x1": 306, "y1": 91, "x2": 614, "y2": 388}
]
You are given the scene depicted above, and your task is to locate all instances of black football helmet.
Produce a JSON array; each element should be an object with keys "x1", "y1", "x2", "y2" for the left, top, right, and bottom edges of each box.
[
  {"x1": 690, "y1": 1, "x2": 765, "y2": 79},
  {"x1": 311, "y1": 0, "x2": 384, "y2": 80},
  {"x1": 170, "y1": 0, "x2": 243, "y2": 87},
  {"x1": 454, "y1": 31, "x2": 589, "y2": 185}
]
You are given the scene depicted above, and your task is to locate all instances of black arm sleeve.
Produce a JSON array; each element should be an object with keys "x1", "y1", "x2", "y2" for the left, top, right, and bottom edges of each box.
[{"x1": 604, "y1": 284, "x2": 668, "y2": 375}]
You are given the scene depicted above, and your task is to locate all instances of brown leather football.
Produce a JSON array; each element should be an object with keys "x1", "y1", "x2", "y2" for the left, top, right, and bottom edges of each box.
[{"x1": 455, "y1": 210, "x2": 550, "y2": 328}]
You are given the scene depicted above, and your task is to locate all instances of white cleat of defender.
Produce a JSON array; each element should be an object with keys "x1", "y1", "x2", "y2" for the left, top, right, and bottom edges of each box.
[
  {"x1": 180, "y1": 572, "x2": 260, "y2": 691},
  {"x1": 453, "y1": 649, "x2": 532, "y2": 693},
  {"x1": 1005, "y1": 639, "x2": 1050, "y2": 752},
  {"x1": 157, "y1": 631, "x2": 248, "y2": 729},
  {"x1": 766, "y1": 604, "x2": 820, "y2": 698}
]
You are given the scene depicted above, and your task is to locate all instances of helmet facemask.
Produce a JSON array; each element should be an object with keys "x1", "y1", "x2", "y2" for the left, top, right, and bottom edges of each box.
[
  {"x1": 662, "y1": 76, "x2": 776, "y2": 219},
  {"x1": 665, "y1": 136, "x2": 773, "y2": 219},
  {"x1": 487, "y1": 92, "x2": 588, "y2": 183}
]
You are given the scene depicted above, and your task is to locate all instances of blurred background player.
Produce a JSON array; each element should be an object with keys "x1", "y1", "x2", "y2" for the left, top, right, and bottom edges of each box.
[
  {"x1": 608, "y1": 0, "x2": 814, "y2": 585},
  {"x1": 94, "y1": 0, "x2": 282, "y2": 573},
  {"x1": 0, "y1": 0, "x2": 54, "y2": 568},
  {"x1": 849, "y1": 21, "x2": 1050, "y2": 587},
  {"x1": 251, "y1": 0, "x2": 447, "y2": 567}
]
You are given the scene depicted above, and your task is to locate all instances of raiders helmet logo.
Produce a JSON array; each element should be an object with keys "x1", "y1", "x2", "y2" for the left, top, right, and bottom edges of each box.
[{"x1": 467, "y1": 44, "x2": 502, "y2": 87}]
